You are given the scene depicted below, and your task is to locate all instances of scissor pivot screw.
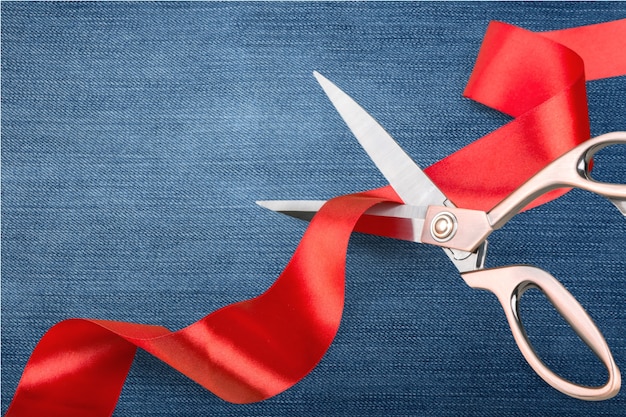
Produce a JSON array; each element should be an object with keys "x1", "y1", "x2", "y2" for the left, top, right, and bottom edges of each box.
[{"x1": 430, "y1": 212, "x2": 458, "y2": 242}]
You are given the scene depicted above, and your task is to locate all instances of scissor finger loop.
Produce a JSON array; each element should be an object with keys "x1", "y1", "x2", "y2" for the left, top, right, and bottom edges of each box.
[{"x1": 462, "y1": 265, "x2": 621, "y2": 401}]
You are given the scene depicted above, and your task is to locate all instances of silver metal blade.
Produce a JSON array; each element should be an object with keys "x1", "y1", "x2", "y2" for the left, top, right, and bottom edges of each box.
[
  {"x1": 257, "y1": 200, "x2": 427, "y2": 243},
  {"x1": 311, "y1": 72, "x2": 487, "y2": 272},
  {"x1": 257, "y1": 198, "x2": 487, "y2": 272},
  {"x1": 256, "y1": 200, "x2": 325, "y2": 222},
  {"x1": 313, "y1": 71, "x2": 448, "y2": 208}
]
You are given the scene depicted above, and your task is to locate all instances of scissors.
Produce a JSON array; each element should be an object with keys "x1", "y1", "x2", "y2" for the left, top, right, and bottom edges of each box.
[{"x1": 257, "y1": 72, "x2": 626, "y2": 400}]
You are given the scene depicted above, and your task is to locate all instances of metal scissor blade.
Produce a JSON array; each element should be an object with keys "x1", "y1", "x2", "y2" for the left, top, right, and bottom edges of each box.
[
  {"x1": 313, "y1": 71, "x2": 448, "y2": 208},
  {"x1": 311, "y1": 73, "x2": 487, "y2": 271},
  {"x1": 258, "y1": 199, "x2": 487, "y2": 271},
  {"x1": 257, "y1": 199, "x2": 427, "y2": 242},
  {"x1": 256, "y1": 200, "x2": 325, "y2": 222}
]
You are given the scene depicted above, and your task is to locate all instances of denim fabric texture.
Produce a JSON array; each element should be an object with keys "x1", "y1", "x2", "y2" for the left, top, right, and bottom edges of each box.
[{"x1": 2, "y1": 2, "x2": 625, "y2": 416}]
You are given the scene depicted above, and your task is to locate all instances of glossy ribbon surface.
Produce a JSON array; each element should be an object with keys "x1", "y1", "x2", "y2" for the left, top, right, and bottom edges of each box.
[{"x1": 6, "y1": 19, "x2": 626, "y2": 416}]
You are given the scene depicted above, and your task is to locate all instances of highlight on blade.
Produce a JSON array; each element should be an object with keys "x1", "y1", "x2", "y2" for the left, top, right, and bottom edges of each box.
[{"x1": 312, "y1": 71, "x2": 449, "y2": 209}]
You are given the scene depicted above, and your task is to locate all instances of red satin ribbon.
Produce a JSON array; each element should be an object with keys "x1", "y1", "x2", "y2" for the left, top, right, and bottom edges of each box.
[
  {"x1": 425, "y1": 19, "x2": 626, "y2": 212},
  {"x1": 6, "y1": 19, "x2": 626, "y2": 416}
]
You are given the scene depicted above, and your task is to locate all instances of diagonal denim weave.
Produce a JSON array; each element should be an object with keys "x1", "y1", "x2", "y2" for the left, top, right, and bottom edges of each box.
[{"x1": 2, "y1": 2, "x2": 625, "y2": 416}]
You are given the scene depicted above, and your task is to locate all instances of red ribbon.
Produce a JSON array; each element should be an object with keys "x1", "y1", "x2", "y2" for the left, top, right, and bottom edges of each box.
[
  {"x1": 6, "y1": 20, "x2": 626, "y2": 416},
  {"x1": 425, "y1": 19, "x2": 626, "y2": 212}
]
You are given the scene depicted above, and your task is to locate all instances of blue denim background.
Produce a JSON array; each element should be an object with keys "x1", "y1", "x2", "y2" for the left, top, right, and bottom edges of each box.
[{"x1": 2, "y1": 2, "x2": 625, "y2": 416}]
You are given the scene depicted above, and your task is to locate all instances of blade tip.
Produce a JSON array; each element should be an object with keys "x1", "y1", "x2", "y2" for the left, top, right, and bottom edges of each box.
[
  {"x1": 256, "y1": 200, "x2": 287, "y2": 213},
  {"x1": 256, "y1": 200, "x2": 271, "y2": 209},
  {"x1": 312, "y1": 71, "x2": 330, "y2": 87}
]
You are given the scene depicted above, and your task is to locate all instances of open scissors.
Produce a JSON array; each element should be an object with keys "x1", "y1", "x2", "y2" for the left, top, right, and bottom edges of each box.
[{"x1": 258, "y1": 72, "x2": 626, "y2": 400}]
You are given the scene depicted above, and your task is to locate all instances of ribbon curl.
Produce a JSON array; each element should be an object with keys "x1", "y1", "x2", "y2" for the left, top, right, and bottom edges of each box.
[
  {"x1": 425, "y1": 20, "x2": 626, "y2": 212},
  {"x1": 6, "y1": 19, "x2": 626, "y2": 417}
]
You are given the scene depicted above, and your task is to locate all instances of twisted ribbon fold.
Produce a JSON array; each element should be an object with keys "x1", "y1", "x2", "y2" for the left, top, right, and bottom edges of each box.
[{"x1": 6, "y1": 19, "x2": 626, "y2": 416}]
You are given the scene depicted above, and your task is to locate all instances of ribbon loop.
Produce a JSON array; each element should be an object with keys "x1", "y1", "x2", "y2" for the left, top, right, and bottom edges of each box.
[{"x1": 6, "y1": 19, "x2": 626, "y2": 417}]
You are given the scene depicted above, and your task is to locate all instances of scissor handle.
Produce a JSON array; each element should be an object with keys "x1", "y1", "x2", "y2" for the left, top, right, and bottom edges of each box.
[
  {"x1": 488, "y1": 131, "x2": 626, "y2": 229},
  {"x1": 461, "y1": 265, "x2": 620, "y2": 401}
]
